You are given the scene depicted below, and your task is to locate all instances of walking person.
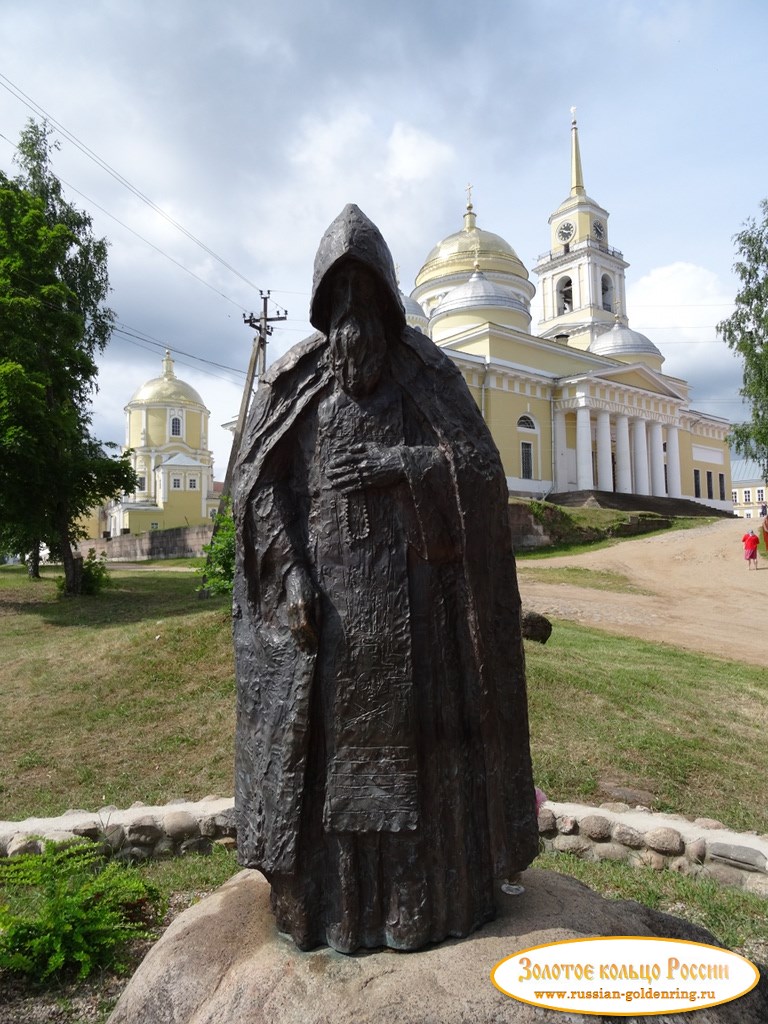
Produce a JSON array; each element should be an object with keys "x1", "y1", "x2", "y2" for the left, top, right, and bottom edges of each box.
[{"x1": 743, "y1": 528, "x2": 760, "y2": 569}]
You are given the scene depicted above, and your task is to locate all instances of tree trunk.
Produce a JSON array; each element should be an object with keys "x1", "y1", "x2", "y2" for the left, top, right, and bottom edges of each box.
[
  {"x1": 58, "y1": 520, "x2": 81, "y2": 595},
  {"x1": 27, "y1": 543, "x2": 41, "y2": 579}
]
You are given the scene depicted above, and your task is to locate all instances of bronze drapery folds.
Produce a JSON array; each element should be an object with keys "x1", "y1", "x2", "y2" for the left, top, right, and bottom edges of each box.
[{"x1": 233, "y1": 205, "x2": 538, "y2": 953}]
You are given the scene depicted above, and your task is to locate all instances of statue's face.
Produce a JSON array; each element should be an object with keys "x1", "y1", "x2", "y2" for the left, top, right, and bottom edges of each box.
[{"x1": 328, "y1": 263, "x2": 387, "y2": 397}]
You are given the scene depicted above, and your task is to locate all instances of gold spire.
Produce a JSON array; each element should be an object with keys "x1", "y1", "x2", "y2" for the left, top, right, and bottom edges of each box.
[
  {"x1": 463, "y1": 182, "x2": 477, "y2": 230},
  {"x1": 162, "y1": 350, "x2": 176, "y2": 378},
  {"x1": 570, "y1": 107, "x2": 585, "y2": 198}
]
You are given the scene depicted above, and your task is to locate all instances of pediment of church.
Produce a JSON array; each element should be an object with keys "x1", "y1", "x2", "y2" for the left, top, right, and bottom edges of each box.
[{"x1": 565, "y1": 363, "x2": 689, "y2": 401}]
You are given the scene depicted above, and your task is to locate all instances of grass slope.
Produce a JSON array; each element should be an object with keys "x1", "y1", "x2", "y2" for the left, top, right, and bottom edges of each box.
[
  {"x1": 0, "y1": 567, "x2": 234, "y2": 818},
  {"x1": 1, "y1": 564, "x2": 766, "y2": 836}
]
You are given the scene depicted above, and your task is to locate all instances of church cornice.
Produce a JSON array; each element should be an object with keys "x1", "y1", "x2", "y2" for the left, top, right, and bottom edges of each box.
[
  {"x1": 533, "y1": 238, "x2": 628, "y2": 273},
  {"x1": 554, "y1": 395, "x2": 682, "y2": 426},
  {"x1": 438, "y1": 321, "x2": 617, "y2": 372}
]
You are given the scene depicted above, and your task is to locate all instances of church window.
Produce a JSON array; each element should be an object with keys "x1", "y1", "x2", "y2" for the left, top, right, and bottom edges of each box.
[
  {"x1": 189, "y1": 477, "x2": 197, "y2": 490},
  {"x1": 757, "y1": 487, "x2": 765, "y2": 502},
  {"x1": 744, "y1": 488, "x2": 751, "y2": 504},
  {"x1": 171, "y1": 416, "x2": 182, "y2": 437},
  {"x1": 694, "y1": 470, "x2": 701, "y2": 498},
  {"x1": 150, "y1": 521, "x2": 159, "y2": 530},
  {"x1": 706, "y1": 471, "x2": 713, "y2": 500},
  {"x1": 517, "y1": 415, "x2": 536, "y2": 430},
  {"x1": 556, "y1": 276, "x2": 573, "y2": 315},
  {"x1": 719, "y1": 474, "x2": 726, "y2": 502},
  {"x1": 137, "y1": 475, "x2": 146, "y2": 491},
  {"x1": 745, "y1": 510, "x2": 753, "y2": 518},
  {"x1": 521, "y1": 442, "x2": 533, "y2": 480},
  {"x1": 601, "y1": 274, "x2": 614, "y2": 312},
  {"x1": 172, "y1": 476, "x2": 182, "y2": 490},
  {"x1": 732, "y1": 490, "x2": 738, "y2": 504}
]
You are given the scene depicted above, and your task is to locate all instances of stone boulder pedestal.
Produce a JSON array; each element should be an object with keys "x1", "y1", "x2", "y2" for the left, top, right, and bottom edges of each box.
[{"x1": 108, "y1": 869, "x2": 767, "y2": 1024}]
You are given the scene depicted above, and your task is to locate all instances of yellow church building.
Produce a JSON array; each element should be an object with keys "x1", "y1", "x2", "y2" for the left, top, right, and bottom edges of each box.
[
  {"x1": 88, "y1": 351, "x2": 219, "y2": 538},
  {"x1": 404, "y1": 115, "x2": 731, "y2": 510}
]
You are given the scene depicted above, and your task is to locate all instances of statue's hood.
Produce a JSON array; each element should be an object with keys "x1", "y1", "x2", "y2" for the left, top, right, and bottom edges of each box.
[{"x1": 310, "y1": 204, "x2": 405, "y2": 334}]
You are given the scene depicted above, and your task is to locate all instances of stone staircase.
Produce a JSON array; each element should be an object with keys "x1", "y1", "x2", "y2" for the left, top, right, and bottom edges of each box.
[
  {"x1": 546, "y1": 489, "x2": 735, "y2": 519},
  {"x1": 508, "y1": 502, "x2": 551, "y2": 550}
]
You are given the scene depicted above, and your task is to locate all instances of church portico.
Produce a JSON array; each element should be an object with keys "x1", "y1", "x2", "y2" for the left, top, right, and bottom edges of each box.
[{"x1": 554, "y1": 393, "x2": 690, "y2": 503}]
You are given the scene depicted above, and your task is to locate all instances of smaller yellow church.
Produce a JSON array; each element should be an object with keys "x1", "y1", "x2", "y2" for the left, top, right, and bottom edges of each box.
[{"x1": 84, "y1": 351, "x2": 219, "y2": 539}]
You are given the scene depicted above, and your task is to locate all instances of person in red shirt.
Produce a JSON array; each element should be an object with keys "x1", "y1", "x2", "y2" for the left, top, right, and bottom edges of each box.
[{"x1": 743, "y1": 529, "x2": 760, "y2": 569}]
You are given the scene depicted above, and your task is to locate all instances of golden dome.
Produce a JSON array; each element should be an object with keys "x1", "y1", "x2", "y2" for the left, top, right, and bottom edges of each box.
[
  {"x1": 415, "y1": 203, "x2": 530, "y2": 288},
  {"x1": 128, "y1": 351, "x2": 206, "y2": 408}
]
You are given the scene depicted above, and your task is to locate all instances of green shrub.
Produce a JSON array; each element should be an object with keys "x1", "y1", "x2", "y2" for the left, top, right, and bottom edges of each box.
[
  {"x1": 55, "y1": 548, "x2": 111, "y2": 597},
  {"x1": 197, "y1": 501, "x2": 235, "y2": 596},
  {"x1": 80, "y1": 548, "x2": 111, "y2": 595},
  {"x1": 0, "y1": 840, "x2": 162, "y2": 980}
]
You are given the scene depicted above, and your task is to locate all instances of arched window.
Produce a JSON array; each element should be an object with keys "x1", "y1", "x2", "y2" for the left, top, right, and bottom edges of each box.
[
  {"x1": 517, "y1": 415, "x2": 536, "y2": 430},
  {"x1": 601, "y1": 274, "x2": 614, "y2": 312},
  {"x1": 171, "y1": 416, "x2": 182, "y2": 437},
  {"x1": 556, "y1": 276, "x2": 573, "y2": 315}
]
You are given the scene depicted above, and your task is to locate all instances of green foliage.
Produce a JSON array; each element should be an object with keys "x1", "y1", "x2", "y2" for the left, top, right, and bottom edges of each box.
[
  {"x1": 198, "y1": 501, "x2": 235, "y2": 595},
  {"x1": 717, "y1": 197, "x2": 768, "y2": 476},
  {"x1": 0, "y1": 121, "x2": 136, "y2": 592},
  {"x1": 0, "y1": 840, "x2": 162, "y2": 981},
  {"x1": 55, "y1": 548, "x2": 111, "y2": 596},
  {"x1": 80, "y1": 548, "x2": 111, "y2": 595}
]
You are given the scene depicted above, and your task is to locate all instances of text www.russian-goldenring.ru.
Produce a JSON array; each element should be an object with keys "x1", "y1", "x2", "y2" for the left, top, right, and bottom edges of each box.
[{"x1": 534, "y1": 988, "x2": 717, "y2": 1004}]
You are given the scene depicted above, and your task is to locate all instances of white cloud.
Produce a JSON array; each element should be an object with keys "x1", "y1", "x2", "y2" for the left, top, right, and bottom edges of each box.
[
  {"x1": 628, "y1": 262, "x2": 744, "y2": 424},
  {"x1": 383, "y1": 122, "x2": 455, "y2": 186}
]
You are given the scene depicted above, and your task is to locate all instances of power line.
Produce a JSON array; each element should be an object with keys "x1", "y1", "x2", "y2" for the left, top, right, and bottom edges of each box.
[
  {"x1": 112, "y1": 324, "x2": 247, "y2": 378},
  {"x1": 113, "y1": 331, "x2": 245, "y2": 387},
  {"x1": 0, "y1": 72, "x2": 262, "y2": 293},
  {"x1": 0, "y1": 128, "x2": 250, "y2": 314}
]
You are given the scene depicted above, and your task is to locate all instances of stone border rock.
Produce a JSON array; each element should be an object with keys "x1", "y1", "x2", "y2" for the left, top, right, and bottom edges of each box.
[
  {"x1": 2, "y1": 797, "x2": 768, "y2": 899},
  {"x1": 0, "y1": 797, "x2": 236, "y2": 862},
  {"x1": 540, "y1": 801, "x2": 768, "y2": 897}
]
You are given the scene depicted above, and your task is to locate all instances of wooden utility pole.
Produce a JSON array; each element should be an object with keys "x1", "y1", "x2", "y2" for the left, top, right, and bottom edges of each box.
[
  {"x1": 199, "y1": 291, "x2": 286, "y2": 595},
  {"x1": 217, "y1": 290, "x2": 287, "y2": 511}
]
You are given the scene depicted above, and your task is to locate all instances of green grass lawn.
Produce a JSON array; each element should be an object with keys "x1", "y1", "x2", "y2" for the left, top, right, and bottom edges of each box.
[
  {"x1": 516, "y1": 564, "x2": 651, "y2": 593},
  {"x1": 526, "y1": 620, "x2": 768, "y2": 834},
  {"x1": 1, "y1": 563, "x2": 766, "y2": 837},
  {"x1": 0, "y1": 566, "x2": 234, "y2": 818}
]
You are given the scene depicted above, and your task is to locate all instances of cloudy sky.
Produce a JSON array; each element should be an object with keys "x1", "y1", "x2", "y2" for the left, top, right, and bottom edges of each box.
[{"x1": 1, "y1": 0, "x2": 765, "y2": 475}]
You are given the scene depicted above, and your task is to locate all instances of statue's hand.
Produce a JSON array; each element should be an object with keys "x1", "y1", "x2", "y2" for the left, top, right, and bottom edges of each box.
[
  {"x1": 327, "y1": 443, "x2": 404, "y2": 492},
  {"x1": 285, "y1": 564, "x2": 318, "y2": 652}
]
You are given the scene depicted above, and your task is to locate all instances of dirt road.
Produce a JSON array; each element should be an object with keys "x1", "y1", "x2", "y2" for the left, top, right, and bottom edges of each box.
[{"x1": 517, "y1": 519, "x2": 767, "y2": 667}]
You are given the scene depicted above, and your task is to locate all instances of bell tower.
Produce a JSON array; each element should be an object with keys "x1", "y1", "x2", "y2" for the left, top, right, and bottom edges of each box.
[{"x1": 534, "y1": 109, "x2": 629, "y2": 350}]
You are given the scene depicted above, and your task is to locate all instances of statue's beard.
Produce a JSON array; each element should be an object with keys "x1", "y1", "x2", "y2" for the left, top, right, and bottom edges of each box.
[{"x1": 330, "y1": 313, "x2": 387, "y2": 397}]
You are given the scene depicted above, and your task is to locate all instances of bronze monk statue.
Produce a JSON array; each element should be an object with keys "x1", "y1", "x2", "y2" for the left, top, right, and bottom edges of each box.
[{"x1": 233, "y1": 205, "x2": 538, "y2": 953}]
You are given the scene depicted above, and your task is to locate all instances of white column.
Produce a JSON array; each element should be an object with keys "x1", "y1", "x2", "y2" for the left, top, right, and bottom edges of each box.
[
  {"x1": 553, "y1": 409, "x2": 567, "y2": 491},
  {"x1": 615, "y1": 415, "x2": 632, "y2": 493},
  {"x1": 649, "y1": 421, "x2": 666, "y2": 496},
  {"x1": 632, "y1": 419, "x2": 650, "y2": 495},
  {"x1": 596, "y1": 411, "x2": 613, "y2": 491},
  {"x1": 666, "y1": 425, "x2": 682, "y2": 498},
  {"x1": 576, "y1": 406, "x2": 594, "y2": 490}
]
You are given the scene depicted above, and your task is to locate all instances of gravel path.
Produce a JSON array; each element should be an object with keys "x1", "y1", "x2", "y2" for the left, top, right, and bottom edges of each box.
[{"x1": 519, "y1": 519, "x2": 767, "y2": 667}]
